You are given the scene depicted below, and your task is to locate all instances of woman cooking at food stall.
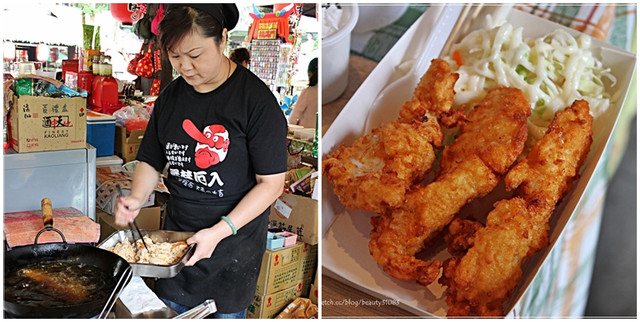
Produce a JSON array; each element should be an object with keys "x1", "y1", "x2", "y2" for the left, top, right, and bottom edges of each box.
[{"x1": 113, "y1": 3, "x2": 287, "y2": 318}]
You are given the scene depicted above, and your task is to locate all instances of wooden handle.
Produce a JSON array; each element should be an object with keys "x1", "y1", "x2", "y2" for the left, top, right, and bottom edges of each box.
[{"x1": 41, "y1": 197, "x2": 53, "y2": 228}]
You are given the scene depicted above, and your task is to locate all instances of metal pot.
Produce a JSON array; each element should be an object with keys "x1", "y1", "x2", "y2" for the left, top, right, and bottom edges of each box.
[{"x1": 4, "y1": 198, "x2": 132, "y2": 318}]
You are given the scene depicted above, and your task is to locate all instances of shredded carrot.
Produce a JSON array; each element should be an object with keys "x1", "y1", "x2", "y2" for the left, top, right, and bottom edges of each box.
[{"x1": 452, "y1": 50, "x2": 463, "y2": 66}]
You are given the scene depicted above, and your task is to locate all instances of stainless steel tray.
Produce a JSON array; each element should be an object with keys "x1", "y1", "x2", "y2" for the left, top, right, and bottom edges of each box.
[{"x1": 98, "y1": 230, "x2": 195, "y2": 278}]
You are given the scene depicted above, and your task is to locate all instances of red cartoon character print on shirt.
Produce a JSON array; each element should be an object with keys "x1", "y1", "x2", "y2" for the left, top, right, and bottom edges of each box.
[{"x1": 182, "y1": 119, "x2": 230, "y2": 169}]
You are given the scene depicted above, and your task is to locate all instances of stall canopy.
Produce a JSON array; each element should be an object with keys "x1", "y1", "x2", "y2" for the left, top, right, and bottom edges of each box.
[{"x1": 2, "y1": 4, "x2": 83, "y2": 46}]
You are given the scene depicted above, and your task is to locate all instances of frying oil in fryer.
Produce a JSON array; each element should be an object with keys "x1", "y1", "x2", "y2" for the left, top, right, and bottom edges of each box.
[{"x1": 5, "y1": 261, "x2": 116, "y2": 306}]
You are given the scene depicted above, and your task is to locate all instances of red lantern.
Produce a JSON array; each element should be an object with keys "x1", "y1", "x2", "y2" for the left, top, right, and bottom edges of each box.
[{"x1": 110, "y1": 3, "x2": 145, "y2": 25}]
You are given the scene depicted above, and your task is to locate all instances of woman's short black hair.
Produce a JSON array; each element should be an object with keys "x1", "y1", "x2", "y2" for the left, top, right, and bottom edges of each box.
[
  {"x1": 308, "y1": 58, "x2": 318, "y2": 87},
  {"x1": 159, "y1": 4, "x2": 238, "y2": 54}
]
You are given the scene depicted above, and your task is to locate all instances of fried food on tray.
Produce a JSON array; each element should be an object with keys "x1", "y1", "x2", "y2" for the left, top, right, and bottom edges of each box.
[
  {"x1": 110, "y1": 236, "x2": 189, "y2": 265},
  {"x1": 323, "y1": 120, "x2": 441, "y2": 213},
  {"x1": 401, "y1": 58, "x2": 459, "y2": 122},
  {"x1": 323, "y1": 59, "x2": 456, "y2": 213},
  {"x1": 440, "y1": 87, "x2": 532, "y2": 175},
  {"x1": 440, "y1": 100, "x2": 593, "y2": 317},
  {"x1": 504, "y1": 99, "x2": 594, "y2": 203},
  {"x1": 369, "y1": 87, "x2": 530, "y2": 286},
  {"x1": 444, "y1": 218, "x2": 483, "y2": 255}
]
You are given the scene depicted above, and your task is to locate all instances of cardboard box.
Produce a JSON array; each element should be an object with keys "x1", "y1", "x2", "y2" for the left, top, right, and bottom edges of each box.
[
  {"x1": 309, "y1": 283, "x2": 317, "y2": 305},
  {"x1": 300, "y1": 243, "x2": 318, "y2": 280},
  {"x1": 87, "y1": 110, "x2": 115, "y2": 157},
  {"x1": 299, "y1": 243, "x2": 318, "y2": 298},
  {"x1": 247, "y1": 281, "x2": 304, "y2": 319},
  {"x1": 97, "y1": 206, "x2": 161, "y2": 242},
  {"x1": 8, "y1": 93, "x2": 87, "y2": 153},
  {"x1": 255, "y1": 242, "x2": 303, "y2": 296},
  {"x1": 270, "y1": 193, "x2": 318, "y2": 245},
  {"x1": 114, "y1": 125, "x2": 144, "y2": 163},
  {"x1": 300, "y1": 276, "x2": 313, "y2": 298},
  {"x1": 308, "y1": 268, "x2": 318, "y2": 304}
]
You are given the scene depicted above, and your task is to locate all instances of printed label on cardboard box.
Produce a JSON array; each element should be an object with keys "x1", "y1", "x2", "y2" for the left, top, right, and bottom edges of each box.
[
  {"x1": 300, "y1": 243, "x2": 318, "y2": 280},
  {"x1": 273, "y1": 198, "x2": 292, "y2": 219},
  {"x1": 247, "y1": 281, "x2": 303, "y2": 319},
  {"x1": 255, "y1": 242, "x2": 303, "y2": 295},
  {"x1": 9, "y1": 95, "x2": 87, "y2": 153}
]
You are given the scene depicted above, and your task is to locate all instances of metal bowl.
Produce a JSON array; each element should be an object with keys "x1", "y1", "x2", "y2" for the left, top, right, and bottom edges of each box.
[{"x1": 98, "y1": 230, "x2": 195, "y2": 278}]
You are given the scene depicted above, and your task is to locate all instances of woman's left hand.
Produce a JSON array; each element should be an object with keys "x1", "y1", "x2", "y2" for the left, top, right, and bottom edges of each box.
[{"x1": 184, "y1": 227, "x2": 223, "y2": 266}]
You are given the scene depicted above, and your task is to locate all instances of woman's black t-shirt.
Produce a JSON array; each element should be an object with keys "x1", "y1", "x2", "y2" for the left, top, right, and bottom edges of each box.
[{"x1": 136, "y1": 65, "x2": 287, "y2": 312}]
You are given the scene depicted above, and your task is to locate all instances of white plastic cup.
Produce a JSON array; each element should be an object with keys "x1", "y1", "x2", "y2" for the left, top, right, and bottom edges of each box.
[
  {"x1": 353, "y1": 4, "x2": 408, "y2": 34},
  {"x1": 322, "y1": 4, "x2": 359, "y2": 104}
]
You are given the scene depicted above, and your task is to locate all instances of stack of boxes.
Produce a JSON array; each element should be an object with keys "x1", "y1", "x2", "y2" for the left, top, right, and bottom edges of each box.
[{"x1": 247, "y1": 192, "x2": 318, "y2": 319}]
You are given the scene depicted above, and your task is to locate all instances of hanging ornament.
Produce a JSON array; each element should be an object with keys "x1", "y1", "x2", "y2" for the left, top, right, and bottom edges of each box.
[{"x1": 110, "y1": 3, "x2": 146, "y2": 25}]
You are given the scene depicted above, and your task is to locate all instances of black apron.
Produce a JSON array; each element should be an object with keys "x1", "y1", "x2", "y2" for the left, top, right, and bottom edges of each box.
[{"x1": 154, "y1": 196, "x2": 268, "y2": 313}]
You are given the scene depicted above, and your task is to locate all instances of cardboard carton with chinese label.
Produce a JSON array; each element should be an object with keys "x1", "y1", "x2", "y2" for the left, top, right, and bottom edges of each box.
[
  {"x1": 300, "y1": 243, "x2": 318, "y2": 281},
  {"x1": 8, "y1": 92, "x2": 87, "y2": 153},
  {"x1": 255, "y1": 242, "x2": 303, "y2": 296},
  {"x1": 270, "y1": 193, "x2": 318, "y2": 245},
  {"x1": 247, "y1": 281, "x2": 304, "y2": 319}
]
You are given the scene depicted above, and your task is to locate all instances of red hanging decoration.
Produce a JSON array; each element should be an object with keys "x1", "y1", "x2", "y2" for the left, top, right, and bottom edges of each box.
[
  {"x1": 110, "y1": 3, "x2": 146, "y2": 25},
  {"x1": 247, "y1": 4, "x2": 298, "y2": 44}
]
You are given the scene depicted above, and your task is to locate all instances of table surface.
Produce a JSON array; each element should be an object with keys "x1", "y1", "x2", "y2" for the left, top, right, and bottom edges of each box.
[{"x1": 321, "y1": 54, "x2": 416, "y2": 318}]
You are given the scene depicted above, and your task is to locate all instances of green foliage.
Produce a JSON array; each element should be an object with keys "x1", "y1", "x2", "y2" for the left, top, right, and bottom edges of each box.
[{"x1": 73, "y1": 3, "x2": 109, "y2": 16}]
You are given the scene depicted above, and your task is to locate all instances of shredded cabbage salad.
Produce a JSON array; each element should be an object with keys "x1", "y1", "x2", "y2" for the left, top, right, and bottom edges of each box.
[{"x1": 443, "y1": 22, "x2": 616, "y2": 142}]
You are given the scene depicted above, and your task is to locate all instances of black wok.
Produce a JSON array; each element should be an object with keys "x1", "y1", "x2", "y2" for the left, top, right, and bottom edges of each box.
[{"x1": 4, "y1": 198, "x2": 132, "y2": 318}]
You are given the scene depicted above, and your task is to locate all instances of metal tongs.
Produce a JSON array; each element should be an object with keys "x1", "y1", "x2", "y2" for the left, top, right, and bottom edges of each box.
[
  {"x1": 173, "y1": 299, "x2": 217, "y2": 319},
  {"x1": 116, "y1": 184, "x2": 150, "y2": 252}
]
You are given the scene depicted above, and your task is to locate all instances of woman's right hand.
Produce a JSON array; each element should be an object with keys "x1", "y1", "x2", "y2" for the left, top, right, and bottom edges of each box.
[
  {"x1": 113, "y1": 195, "x2": 145, "y2": 226},
  {"x1": 113, "y1": 161, "x2": 162, "y2": 227}
]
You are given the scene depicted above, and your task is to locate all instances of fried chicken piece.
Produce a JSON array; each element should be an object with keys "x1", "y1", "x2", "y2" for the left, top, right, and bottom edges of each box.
[
  {"x1": 369, "y1": 87, "x2": 530, "y2": 286},
  {"x1": 20, "y1": 267, "x2": 89, "y2": 304},
  {"x1": 110, "y1": 236, "x2": 189, "y2": 265},
  {"x1": 444, "y1": 218, "x2": 484, "y2": 255},
  {"x1": 440, "y1": 100, "x2": 593, "y2": 317},
  {"x1": 440, "y1": 87, "x2": 532, "y2": 175},
  {"x1": 148, "y1": 240, "x2": 189, "y2": 265},
  {"x1": 505, "y1": 99, "x2": 593, "y2": 203},
  {"x1": 402, "y1": 59, "x2": 463, "y2": 128},
  {"x1": 413, "y1": 58, "x2": 459, "y2": 115},
  {"x1": 323, "y1": 59, "x2": 456, "y2": 213},
  {"x1": 323, "y1": 118, "x2": 442, "y2": 213},
  {"x1": 110, "y1": 238, "x2": 138, "y2": 262}
]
